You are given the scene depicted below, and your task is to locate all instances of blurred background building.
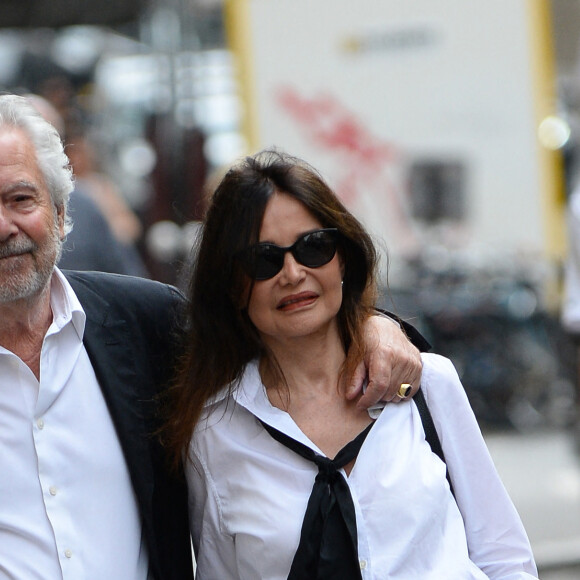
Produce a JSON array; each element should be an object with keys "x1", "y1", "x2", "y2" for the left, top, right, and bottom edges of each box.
[
  {"x1": 1, "y1": 1, "x2": 580, "y2": 574},
  {"x1": 0, "y1": 0, "x2": 573, "y2": 426}
]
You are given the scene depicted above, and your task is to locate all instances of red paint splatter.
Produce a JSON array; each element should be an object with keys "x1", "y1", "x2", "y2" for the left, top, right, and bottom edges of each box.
[{"x1": 275, "y1": 86, "x2": 414, "y2": 245}]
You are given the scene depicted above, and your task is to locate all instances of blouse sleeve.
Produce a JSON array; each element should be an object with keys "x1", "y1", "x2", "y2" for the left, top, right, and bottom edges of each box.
[
  {"x1": 186, "y1": 448, "x2": 239, "y2": 580},
  {"x1": 421, "y1": 353, "x2": 538, "y2": 579}
]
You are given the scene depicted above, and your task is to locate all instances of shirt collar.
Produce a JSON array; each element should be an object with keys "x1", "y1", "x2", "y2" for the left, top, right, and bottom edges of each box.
[
  {"x1": 232, "y1": 361, "x2": 268, "y2": 408},
  {"x1": 226, "y1": 360, "x2": 316, "y2": 446},
  {"x1": 49, "y1": 267, "x2": 86, "y2": 341},
  {"x1": 203, "y1": 361, "x2": 278, "y2": 421}
]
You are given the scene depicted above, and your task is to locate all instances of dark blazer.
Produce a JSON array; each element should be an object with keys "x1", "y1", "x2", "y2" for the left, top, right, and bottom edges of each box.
[{"x1": 64, "y1": 271, "x2": 194, "y2": 580}]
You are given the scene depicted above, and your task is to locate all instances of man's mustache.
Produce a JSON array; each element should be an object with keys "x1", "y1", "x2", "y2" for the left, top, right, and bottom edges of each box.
[{"x1": 0, "y1": 237, "x2": 37, "y2": 259}]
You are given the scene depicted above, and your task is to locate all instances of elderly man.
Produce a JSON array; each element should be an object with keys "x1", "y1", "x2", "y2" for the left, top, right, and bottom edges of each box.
[{"x1": 0, "y1": 94, "x2": 425, "y2": 579}]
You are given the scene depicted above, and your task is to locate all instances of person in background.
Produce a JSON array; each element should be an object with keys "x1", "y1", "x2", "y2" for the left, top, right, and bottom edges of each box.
[
  {"x1": 168, "y1": 150, "x2": 538, "y2": 579},
  {"x1": 0, "y1": 95, "x2": 425, "y2": 579},
  {"x1": 58, "y1": 184, "x2": 148, "y2": 276},
  {"x1": 66, "y1": 131, "x2": 143, "y2": 246},
  {"x1": 25, "y1": 93, "x2": 148, "y2": 276}
]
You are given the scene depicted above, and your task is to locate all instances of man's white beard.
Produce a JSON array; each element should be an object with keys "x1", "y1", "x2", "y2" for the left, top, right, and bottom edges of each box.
[{"x1": 0, "y1": 227, "x2": 62, "y2": 304}]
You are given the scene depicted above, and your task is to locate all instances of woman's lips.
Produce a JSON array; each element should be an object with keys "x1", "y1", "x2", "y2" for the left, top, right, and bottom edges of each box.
[{"x1": 276, "y1": 291, "x2": 318, "y2": 311}]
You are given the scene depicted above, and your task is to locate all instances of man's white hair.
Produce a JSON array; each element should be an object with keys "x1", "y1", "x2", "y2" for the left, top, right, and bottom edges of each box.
[{"x1": 0, "y1": 93, "x2": 74, "y2": 234}]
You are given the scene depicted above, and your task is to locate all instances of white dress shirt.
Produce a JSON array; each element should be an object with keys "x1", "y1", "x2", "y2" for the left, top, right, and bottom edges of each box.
[
  {"x1": 187, "y1": 353, "x2": 538, "y2": 579},
  {"x1": 0, "y1": 269, "x2": 148, "y2": 580}
]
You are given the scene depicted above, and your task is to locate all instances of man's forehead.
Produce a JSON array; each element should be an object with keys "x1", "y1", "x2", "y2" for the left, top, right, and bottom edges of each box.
[
  {"x1": 0, "y1": 126, "x2": 30, "y2": 142},
  {"x1": 0, "y1": 129, "x2": 46, "y2": 189},
  {"x1": 0, "y1": 128, "x2": 37, "y2": 161}
]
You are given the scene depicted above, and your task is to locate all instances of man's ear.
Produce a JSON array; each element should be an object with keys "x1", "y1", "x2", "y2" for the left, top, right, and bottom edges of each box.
[{"x1": 57, "y1": 205, "x2": 66, "y2": 240}]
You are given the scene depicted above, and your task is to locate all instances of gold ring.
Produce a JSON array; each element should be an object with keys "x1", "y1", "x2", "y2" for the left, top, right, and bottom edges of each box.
[{"x1": 398, "y1": 383, "x2": 412, "y2": 398}]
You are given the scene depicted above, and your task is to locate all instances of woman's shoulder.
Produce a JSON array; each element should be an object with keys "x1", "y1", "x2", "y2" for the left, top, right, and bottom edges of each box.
[
  {"x1": 194, "y1": 392, "x2": 240, "y2": 436},
  {"x1": 420, "y1": 352, "x2": 459, "y2": 381},
  {"x1": 419, "y1": 352, "x2": 470, "y2": 410},
  {"x1": 193, "y1": 362, "x2": 263, "y2": 441}
]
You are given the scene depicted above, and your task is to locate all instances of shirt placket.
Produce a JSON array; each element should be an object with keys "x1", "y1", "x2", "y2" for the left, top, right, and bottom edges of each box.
[
  {"x1": 35, "y1": 324, "x2": 85, "y2": 579},
  {"x1": 348, "y1": 479, "x2": 372, "y2": 579}
]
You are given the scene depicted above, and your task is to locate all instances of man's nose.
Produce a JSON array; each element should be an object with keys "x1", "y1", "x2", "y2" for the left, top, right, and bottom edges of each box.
[{"x1": 0, "y1": 206, "x2": 18, "y2": 240}]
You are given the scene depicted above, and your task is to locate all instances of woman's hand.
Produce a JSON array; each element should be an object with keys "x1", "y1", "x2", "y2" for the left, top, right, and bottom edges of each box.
[{"x1": 346, "y1": 315, "x2": 423, "y2": 409}]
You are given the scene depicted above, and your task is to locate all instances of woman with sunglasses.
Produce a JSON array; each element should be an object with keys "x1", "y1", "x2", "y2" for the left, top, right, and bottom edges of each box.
[{"x1": 166, "y1": 150, "x2": 537, "y2": 579}]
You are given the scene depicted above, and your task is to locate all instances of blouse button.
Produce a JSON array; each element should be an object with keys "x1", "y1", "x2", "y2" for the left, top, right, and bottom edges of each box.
[{"x1": 359, "y1": 559, "x2": 367, "y2": 570}]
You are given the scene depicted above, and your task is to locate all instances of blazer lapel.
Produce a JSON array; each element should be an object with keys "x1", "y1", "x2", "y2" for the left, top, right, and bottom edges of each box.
[{"x1": 65, "y1": 276, "x2": 156, "y2": 535}]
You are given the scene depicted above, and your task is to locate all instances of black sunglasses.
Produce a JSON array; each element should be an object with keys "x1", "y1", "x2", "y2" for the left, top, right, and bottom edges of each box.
[{"x1": 237, "y1": 228, "x2": 339, "y2": 281}]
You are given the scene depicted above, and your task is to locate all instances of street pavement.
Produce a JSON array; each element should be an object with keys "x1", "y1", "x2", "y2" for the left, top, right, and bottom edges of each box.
[{"x1": 484, "y1": 427, "x2": 580, "y2": 579}]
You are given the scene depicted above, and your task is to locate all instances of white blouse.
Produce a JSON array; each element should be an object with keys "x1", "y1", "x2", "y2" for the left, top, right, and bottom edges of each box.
[{"x1": 187, "y1": 353, "x2": 538, "y2": 579}]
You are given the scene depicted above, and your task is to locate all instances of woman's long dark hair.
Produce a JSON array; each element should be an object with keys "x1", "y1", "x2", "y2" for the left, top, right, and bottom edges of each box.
[{"x1": 164, "y1": 149, "x2": 378, "y2": 469}]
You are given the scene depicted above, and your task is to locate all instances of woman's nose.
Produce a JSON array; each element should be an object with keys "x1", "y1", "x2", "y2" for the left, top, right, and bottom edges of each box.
[{"x1": 278, "y1": 251, "x2": 305, "y2": 284}]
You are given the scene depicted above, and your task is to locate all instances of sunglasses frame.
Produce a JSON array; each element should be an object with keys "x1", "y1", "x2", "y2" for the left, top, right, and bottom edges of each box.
[{"x1": 237, "y1": 228, "x2": 340, "y2": 281}]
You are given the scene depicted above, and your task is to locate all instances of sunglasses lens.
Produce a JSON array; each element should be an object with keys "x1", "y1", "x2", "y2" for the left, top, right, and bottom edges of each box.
[
  {"x1": 253, "y1": 245, "x2": 284, "y2": 280},
  {"x1": 294, "y1": 230, "x2": 337, "y2": 268}
]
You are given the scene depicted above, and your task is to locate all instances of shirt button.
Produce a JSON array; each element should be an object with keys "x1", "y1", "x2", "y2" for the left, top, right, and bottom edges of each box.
[
  {"x1": 64, "y1": 549, "x2": 73, "y2": 558},
  {"x1": 359, "y1": 559, "x2": 367, "y2": 570},
  {"x1": 36, "y1": 418, "x2": 45, "y2": 429},
  {"x1": 49, "y1": 486, "x2": 58, "y2": 496}
]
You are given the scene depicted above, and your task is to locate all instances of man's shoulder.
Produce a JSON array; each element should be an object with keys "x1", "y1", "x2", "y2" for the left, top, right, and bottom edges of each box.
[
  {"x1": 62, "y1": 270, "x2": 186, "y2": 319},
  {"x1": 63, "y1": 270, "x2": 182, "y2": 298}
]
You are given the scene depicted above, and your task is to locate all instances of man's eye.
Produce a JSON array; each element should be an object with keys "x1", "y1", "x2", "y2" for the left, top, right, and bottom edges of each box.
[
  {"x1": 13, "y1": 195, "x2": 34, "y2": 203},
  {"x1": 7, "y1": 195, "x2": 36, "y2": 209}
]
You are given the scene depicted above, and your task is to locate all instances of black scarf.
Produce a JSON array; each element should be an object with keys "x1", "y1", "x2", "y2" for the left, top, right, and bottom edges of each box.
[{"x1": 260, "y1": 420, "x2": 374, "y2": 580}]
